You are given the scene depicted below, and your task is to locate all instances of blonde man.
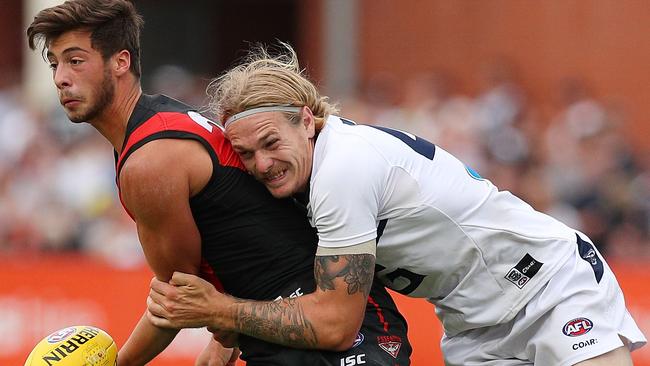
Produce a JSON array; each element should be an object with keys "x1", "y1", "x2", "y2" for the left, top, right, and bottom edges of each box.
[{"x1": 148, "y1": 43, "x2": 646, "y2": 366}]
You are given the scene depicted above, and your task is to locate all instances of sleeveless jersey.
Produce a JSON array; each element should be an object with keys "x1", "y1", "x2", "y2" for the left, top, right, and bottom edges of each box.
[
  {"x1": 309, "y1": 116, "x2": 577, "y2": 336},
  {"x1": 115, "y1": 94, "x2": 317, "y2": 300}
]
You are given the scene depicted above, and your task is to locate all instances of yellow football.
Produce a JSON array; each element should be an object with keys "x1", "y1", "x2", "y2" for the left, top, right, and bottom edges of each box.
[{"x1": 24, "y1": 325, "x2": 117, "y2": 366}]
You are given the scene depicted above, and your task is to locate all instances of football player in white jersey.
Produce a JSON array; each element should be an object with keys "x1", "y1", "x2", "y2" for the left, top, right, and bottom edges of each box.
[{"x1": 146, "y1": 43, "x2": 646, "y2": 365}]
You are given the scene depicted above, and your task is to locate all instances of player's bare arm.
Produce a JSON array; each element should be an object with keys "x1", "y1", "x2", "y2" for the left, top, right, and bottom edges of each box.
[
  {"x1": 230, "y1": 252, "x2": 374, "y2": 349},
  {"x1": 148, "y1": 242, "x2": 376, "y2": 351},
  {"x1": 116, "y1": 139, "x2": 210, "y2": 366},
  {"x1": 314, "y1": 254, "x2": 375, "y2": 295}
]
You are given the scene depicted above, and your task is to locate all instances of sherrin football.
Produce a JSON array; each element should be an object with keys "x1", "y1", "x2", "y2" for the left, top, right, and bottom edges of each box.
[{"x1": 24, "y1": 325, "x2": 117, "y2": 366}]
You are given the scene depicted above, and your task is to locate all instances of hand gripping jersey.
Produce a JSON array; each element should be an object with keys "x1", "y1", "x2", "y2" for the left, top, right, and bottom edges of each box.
[
  {"x1": 309, "y1": 116, "x2": 577, "y2": 336},
  {"x1": 115, "y1": 95, "x2": 413, "y2": 365}
]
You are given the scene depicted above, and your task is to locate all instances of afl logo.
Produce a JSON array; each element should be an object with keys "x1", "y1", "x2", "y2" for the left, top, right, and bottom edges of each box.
[
  {"x1": 47, "y1": 326, "x2": 77, "y2": 343},
  {"x1": 563, "y1": 318, "x2": 593, "y2": 337}
]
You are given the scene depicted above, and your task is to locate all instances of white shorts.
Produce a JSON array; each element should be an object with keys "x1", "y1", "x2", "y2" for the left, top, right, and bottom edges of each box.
[{"x1": 441, "y1": 234, "x2": 646, "y2": 366}]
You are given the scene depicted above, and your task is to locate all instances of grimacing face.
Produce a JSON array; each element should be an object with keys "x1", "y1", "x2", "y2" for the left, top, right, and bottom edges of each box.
[
  {"x1": 225, "y1": 109, "x2": 316, "y2": 198},
  {"x1": 47, "y1": 30, "x2": 115, "y2": 123}
]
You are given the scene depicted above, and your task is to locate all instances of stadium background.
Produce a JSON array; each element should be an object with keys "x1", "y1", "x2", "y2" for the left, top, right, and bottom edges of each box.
[{"x1": 1, "y1": 0, "x2": 649, "y2": 364}]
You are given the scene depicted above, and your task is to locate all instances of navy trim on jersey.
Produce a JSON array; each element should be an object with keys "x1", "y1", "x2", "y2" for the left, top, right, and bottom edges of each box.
[
  {"x1": 577, "y1": 234, "x2": 604, "y2": 283},
  {"x1": 369, "y1": 125, "x2": 436, "y2": 160},
  {"x1": 340, "y1": 117, "x2": 357, "y2": 126},
  {"x1": 336, "y1": 117, "x2": 436, "y2": 160},
  {"x1": 376, "y1": 219, "x2": 388, "y2": 244}
]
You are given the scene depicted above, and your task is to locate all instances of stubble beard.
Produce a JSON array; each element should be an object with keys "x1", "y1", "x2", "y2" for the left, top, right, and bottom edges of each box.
[{"x1": 68, "y1": 66, "x2": 115, "y2": 123}]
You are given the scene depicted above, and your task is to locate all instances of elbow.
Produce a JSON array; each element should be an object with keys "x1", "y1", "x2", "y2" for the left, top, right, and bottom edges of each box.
[
  {"x1": 324, "y1": 333, "x2": 361, "y2": 352},
  {"x1": 301, "y1": 291, "x2": 368, "y2": 351},
  {"x1": 316, "y1": 317, "x2": 363, "y2": 352}
]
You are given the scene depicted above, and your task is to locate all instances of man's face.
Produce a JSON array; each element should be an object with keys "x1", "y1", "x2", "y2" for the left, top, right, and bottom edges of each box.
[
  {"x1": 226, "y1": 109, "x2": 315, "y2": 198},
  {"x1": 47, "y1": 30, "x2": 115, "y2": 123}
]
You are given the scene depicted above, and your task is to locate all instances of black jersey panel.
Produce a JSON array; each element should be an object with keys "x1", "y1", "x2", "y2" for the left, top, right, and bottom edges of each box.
[
  {"x1": 124, "y1": 94, "x2": 194, "y2": 143},
  {"x1": 191, "y1": 165, "x2": 318, "y2": 300}
]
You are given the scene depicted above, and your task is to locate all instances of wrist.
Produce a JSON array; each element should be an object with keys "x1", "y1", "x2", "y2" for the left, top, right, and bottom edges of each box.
[
  {"x1": 117, "y1": 350, "x2": 136, "y2": 366},
  {"x1": 214, "y1": 294, "x2": 241, "y2": 332}
]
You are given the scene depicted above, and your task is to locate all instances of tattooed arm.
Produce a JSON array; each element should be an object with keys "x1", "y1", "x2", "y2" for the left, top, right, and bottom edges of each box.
[
  {"x1": 231, "y1": 252, "x2": 375, "y2": 350},
  {"x1": 147, "y1": 242, "x2": 377, "y2": 351}
]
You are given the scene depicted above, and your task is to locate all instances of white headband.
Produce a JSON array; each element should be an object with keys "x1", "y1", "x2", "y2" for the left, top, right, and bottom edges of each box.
[{"x1": 224, "y1": 105, "x2": 303, "y2": 128}]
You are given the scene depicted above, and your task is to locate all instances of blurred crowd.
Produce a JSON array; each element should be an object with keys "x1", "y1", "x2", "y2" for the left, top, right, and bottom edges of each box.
[{"x1": 1, "y1": 63, "x2": 649, "y2": 266}]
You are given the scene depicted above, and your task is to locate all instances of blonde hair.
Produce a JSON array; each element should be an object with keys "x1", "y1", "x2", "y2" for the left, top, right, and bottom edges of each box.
[{"x1": 207, "y1": 42, "x2": 337, "y2": 130}]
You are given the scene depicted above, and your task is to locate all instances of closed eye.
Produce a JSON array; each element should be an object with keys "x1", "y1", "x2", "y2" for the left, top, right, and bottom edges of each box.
[
  {"x1": 238, "y1": 150, "x2": 253, "y2": 160},
  {"x1": 265, "y1": 139, "x2": 278, "y2": 149}
]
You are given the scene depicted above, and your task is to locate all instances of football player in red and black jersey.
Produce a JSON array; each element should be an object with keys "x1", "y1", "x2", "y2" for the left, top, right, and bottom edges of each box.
[{"x1": 27, "y1": 1, "x2": 411, "y2": 365}]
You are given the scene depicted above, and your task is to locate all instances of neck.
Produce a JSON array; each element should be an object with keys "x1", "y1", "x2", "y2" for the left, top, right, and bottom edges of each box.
[{"x1": 89, "y1": 78, "x2": 142, "y2": 154}]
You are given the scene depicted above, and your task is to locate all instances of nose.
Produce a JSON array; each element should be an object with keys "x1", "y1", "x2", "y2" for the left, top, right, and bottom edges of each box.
[
  {"x1": 53, "y1": 65, "x2": 71, "y2": 90},
  {"x1": 254, "y1": 151, "x2": 273, "y2": 174}
]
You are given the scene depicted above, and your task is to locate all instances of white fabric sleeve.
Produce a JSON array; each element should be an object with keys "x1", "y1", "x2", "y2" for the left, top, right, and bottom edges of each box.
[
  {"x1": 310, "y1": 137, "x2": 387, "y2": 248},
  {"x1": 316, "y1": 239, "x2": 377, "y2": 256}
]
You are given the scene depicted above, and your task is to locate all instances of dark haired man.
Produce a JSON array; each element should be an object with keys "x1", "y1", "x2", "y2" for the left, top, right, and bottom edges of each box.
[{"x1": 27, "y1": 1, "x2": 412, "y2": 365}]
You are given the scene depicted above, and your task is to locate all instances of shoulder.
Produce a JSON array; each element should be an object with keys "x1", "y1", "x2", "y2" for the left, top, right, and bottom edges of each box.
[
  {"x1": 140, "y1": 94, "x2": 194, "y2": 115},
  {"x1": 119, "y1": 139, "x2": 209, "y2": 200},
  {"x1": 121, "y1": 139, "x2": 196, "y2": 175},
  {"x1": 120, "y1": 140, "x2": 167, "y2": 183},
  {"x1": 119, "y1": 140, "x2": 180, "y2": 209},
  {"x1": 313, "y1": 120, "x2": 389, "y2": 187},
  {"x1": 130, "y1": 95, "x2": 222, "y2": 139},
  {"x1": 310, "y1": 126, "x2": 389, "y2": 213},
  {"x1": 318, "y1": 118, "x2": 400, "y2": 163}
]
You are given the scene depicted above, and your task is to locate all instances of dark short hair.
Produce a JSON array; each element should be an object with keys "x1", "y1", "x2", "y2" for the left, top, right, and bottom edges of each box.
[{"x1": 27, "y1": 0, "x2": 144, "y2": 78}]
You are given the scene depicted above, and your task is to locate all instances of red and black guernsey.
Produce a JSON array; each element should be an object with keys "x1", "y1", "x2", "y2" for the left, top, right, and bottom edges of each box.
[
  {"x1": 115, "y1": 94, "x2": 318, "y2": 300},
  {"x1": 114, "y1": 95, "x2": 411, "y2": 365}
]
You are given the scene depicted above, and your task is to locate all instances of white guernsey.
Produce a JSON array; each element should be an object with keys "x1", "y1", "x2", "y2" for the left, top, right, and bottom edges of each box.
[
  {"x1": 144, "y1": 42, "x2": 646, "y2": 364},
  {"x1": 309, "y1": 116, "x2": 577, "y2": 335}
]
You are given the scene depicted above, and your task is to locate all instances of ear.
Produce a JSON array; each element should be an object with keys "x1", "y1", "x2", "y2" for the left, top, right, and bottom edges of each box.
[
  {"x1": 301, "y1": 106, "x2": 316, "y2": 138},
  {"x1": 112, "y1": 50, "x2": 132, "y2": 76}
]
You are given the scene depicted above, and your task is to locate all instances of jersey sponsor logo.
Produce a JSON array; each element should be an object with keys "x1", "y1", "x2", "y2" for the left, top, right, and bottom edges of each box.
[
  {"x1": 340, "y1": 354, "x2": 366, "y2": 366},
  {"x1": 47, "y1": 327, "x2": 77, "y2": 343},
  {"x1": 352, "y1": 332, "x2": 365, "y2": 348},
  {"x1": 573, "y1": 338, "x2": 598, "y2": 350},
  {"x1": 505, "y1": 253, "x2": 543, "y2": 289},
  {"x1": 274, "y1": 287, "x2": 306, "y2": 301},
  {"x1": 563, "y1": 318, "x2": 594, "y2": 337},
  {"x1": 288, "y1": 287, "x2": 304, "y2": 298},
  {"x1": 377, "y1": 335, "x2": 402, "y2": 359}
]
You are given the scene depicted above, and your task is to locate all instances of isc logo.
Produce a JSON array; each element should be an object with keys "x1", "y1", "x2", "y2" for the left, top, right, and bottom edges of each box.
[
  {"x1": 563, "y1": 318, "x2": 594, "y2": 337},
  {"x1": 340, "y1": 354, "x2": 366, "y2": 366}
]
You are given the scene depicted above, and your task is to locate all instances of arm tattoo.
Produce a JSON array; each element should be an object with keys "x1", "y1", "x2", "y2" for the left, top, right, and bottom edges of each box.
[
  {"x1": 229, "y1": 254, "x2": 374, "y2": 348},
  {"x1": 233, "y1": 297, "x2": 319, "y2": 348},
  {"x1": 315, "y1": 254, "x2": 375, "y2": 297}
]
